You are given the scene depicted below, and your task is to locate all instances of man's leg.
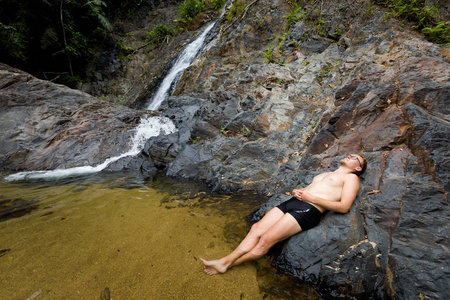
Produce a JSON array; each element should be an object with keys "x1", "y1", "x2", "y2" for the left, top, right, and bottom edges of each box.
[
  {"x1": 229, "y1": 213, "x2": 301, "y2": 268},
  {"x1": 200, "y1": 207, "x2": 285, "y2": 275}
]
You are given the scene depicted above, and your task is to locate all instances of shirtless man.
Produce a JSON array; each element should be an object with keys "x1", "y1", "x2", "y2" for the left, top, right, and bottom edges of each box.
[{"x1": 200, "y1": 154, "x2": 367, "y2": 275}]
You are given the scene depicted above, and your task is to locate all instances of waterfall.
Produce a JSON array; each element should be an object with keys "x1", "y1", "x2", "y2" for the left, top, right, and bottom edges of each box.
[
  {"x1": 146, "y1": 21, "x2": 216, "y2": 110},
  {"x1": 5, "y1": 117, "x2": 176, "y2": 181},
  {"x1": 4, "y1": 20, "x2": 219, "y2": 182}
]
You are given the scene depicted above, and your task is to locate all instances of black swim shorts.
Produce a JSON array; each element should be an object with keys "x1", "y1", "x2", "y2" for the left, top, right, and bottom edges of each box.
[{"x1": 276, "y1": 197, "x2": 322, "y2": 231}]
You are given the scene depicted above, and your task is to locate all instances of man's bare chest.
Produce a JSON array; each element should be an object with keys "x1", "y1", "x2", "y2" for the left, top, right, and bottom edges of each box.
[{"x1": 314, "y1": 173, "x2": 345, "y2": 189}]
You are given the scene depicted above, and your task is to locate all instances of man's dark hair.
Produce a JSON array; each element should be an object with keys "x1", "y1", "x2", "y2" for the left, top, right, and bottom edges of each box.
[{"x1": 354, "y1": 154, "x2": 368, "y2": 176}]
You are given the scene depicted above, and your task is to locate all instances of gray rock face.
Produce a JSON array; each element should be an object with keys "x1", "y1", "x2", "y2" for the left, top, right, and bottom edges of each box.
[
  {"x1": 0, "y1": 0, "x2": 449, "y2": 299},
  {"x1": 0, "y1": 64, "x2": 145, "y2": 171},
  {"x1": 143, "y1": 1, "x2": 450, "y2": 298}
]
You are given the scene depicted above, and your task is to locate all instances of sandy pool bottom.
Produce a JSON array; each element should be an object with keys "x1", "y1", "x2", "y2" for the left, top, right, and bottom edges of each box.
[{"x1": 0, "y1": 178, "x2": 268, "y2": 299}]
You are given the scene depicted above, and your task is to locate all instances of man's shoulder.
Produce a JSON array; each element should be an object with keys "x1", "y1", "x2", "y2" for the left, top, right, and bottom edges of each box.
[{"x1": 344, "y1": 173, "x2": 360, "y2": 183}]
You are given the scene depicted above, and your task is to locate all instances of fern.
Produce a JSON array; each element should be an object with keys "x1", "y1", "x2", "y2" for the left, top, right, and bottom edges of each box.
[
  {"x1": 372, "y1": 0, "x2": 448, "y2": 44},
  {"x1": 97, "y1": 14, "x2": 112, "y2": 32},
  {"x1": 40, "y1": 28, "x2": 58, "y2": 50},
  {"x1": 422, "y1": 22, "x2": 450, "y2": 45}
]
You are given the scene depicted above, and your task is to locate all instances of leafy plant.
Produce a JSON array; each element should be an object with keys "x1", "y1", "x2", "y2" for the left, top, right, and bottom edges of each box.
[
  {"x1": 372, "y1": 0, "x2": 450, "y2": 44},
  {"x1": 227, "y1": 0, "x2": 246, "y2": 22},
  {"x1": 284, "y1": 4, "x2": 304, "y2": 28},
  {"x1": 263, "y1": 46, "x2": 275, "y2": 63},
  {"x1": 242, "y1": 125, "x2": 251, "y2": 137},
  {"x1": 118, "y1": 39, "x2": 135, "y2": 57},
  {"x1": 206, "y1": 0, "x2": 227, "y2": 11},
  {"x1": 220, "y1": 125, "x2": 228, "y2": 135},
  {"x1": 316, "y1": 65, "x2": 332, "y2": 84},
  {"x1": 0, "y1": 21, "x2": 27, "y2": 61},
  {"x1": 191, "y1": 136, "x2": 201, "y2": 144},
  {"x1": 422, "y1": 21, "x2": 450, "y2": 45},
  {"x1": 145, "y1": 24, "x2": 174, "y2": 49},
  {"x1": 0, "y1": 0, "x2": 117, "y2": 85},
  {"x1": 333, "y1": 29, "x2": 342, "y2": 36},
  {"x1": 178, "y1": 0, "x2": 205, "y2": 24}
]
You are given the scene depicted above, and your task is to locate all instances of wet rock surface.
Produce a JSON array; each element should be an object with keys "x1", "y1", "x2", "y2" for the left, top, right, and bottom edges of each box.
[
  {"x1": 0, "y1": 0, "x2": 449, "y2": 298},
  {"x1": 0, "y1": 63, "x2": 146, "y2": 171}
]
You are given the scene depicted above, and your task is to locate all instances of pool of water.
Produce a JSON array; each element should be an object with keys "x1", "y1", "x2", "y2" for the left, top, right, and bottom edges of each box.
[{"x1": 0, "y1": 172, "x2": 322, "y2": 299}]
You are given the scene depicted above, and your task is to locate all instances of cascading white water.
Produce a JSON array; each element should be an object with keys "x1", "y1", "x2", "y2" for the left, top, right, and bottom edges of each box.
[
  {"x1": 147, "y1": 21, "x2": 216, "y2": 110},
  {"x1": 4, "y1": 20, "x2": 218, "y2": 182},
  {"x1": 5, "y1": 117, "x2": 176, "y2": 181}
]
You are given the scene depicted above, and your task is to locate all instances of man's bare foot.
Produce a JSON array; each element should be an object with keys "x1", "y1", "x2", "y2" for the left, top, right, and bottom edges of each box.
[{"x1": 200, "y1": 258, "x2": 228, "y2": 275}]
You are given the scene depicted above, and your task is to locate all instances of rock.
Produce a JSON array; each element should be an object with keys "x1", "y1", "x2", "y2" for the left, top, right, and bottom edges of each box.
[
  {"x1": 0, "y1": 63, "x2": 145, "y2": 171},
  {"x1": 0, "y1": 197, "x2": 39, "y2": 222},
  {"x1": 148, "y1": 1, "x2": 450, "y2": 298},
  {"x1": 100, "y1": 287, "x2": 111, "y2": 300}
]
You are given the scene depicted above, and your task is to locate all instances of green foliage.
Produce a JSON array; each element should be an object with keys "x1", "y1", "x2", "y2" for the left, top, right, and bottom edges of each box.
[
  {"x1": 59, "y1": 74, "x2": 83, "y2": 88},
  {"x1": 227, "y1": 0, "x2": 246, "y2": 22},
  {"x1": 241, "y1": 125, "x2": 251, "y2": 137},
  {"x1": 372, "y1": 0, "x2": 450, "y2": 44},
  {"x1": 333, "y1": 29, "x2": 342, "y2": 36},
  {"x1": 274, "y1": 33, "x2": 288, "y2": 51},
  {"x1": 191, "y1": 136, "x2": 201, "y2": 144},
  {"x1": 282, "y1": 0, "x2": 328, "y2": 38},
  {"x1": 422, "y1": 21, "x2": 450, "y2": 45},
  {"x1": 284, "y1": 5, "x2": 304, "y2": 28},
  {"x1": 145, "y1": 25, "x2": 175, "y2": 49},
  {"x1": 0, "y1": 21, "x2": 28, "y2": 61},
  {"x1": 263, "y1": 46, "x2": 275, "y2": 63},
  {"x1": 0, "y1": 0, "x2": 118, "y2": 85},
  {"x1": 316, "y1": 65, "x2": 332, "y2": 84},
  {"x1": 176, "y1": 0, "x2": 226, "y2": 28},
  {"x1": 206, "y1": 0, "x2": 227, "y2": 11},
  {"x1": 220, "y1": 124, "x2": 228, "y2": 135},
  {"x1": 178, "y1": 0, "x2": 205, "y2": 24},
  {"x1": 117, "y1": 39, "x2": 135, "y2": 57}
]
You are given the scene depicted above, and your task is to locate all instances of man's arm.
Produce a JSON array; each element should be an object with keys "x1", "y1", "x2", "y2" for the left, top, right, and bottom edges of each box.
[{"x1": 294, "y1": 174, "x2": 360, "y2": 213}]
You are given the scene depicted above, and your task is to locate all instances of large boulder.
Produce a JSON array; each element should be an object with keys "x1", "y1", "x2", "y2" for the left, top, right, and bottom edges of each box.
[{"x1": 0, "y1": 63, "x2": 146, "y2": 171}]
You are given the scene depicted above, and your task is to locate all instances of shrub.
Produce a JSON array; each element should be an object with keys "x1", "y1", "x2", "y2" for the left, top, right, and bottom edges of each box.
[
  {"x1": 206, "y1": 0, "x2": 227, "y2": 11},
  {"x1": 372, "y1": 0, "x2": 450, "y2": 44},
  {"x1": 145, "y1": 24, "x2": 175, "y2": 49},
  {"x1": 422, "y1": 21, "x2": 450, "y2": 44},
  {"x1": 178, "y1": 0, "x2": 205, "y2": 24}
]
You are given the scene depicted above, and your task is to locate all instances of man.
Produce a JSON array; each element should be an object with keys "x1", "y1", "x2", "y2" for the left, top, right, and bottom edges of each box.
[{"x1": 200, "y1": 154, "x2": 367, "y2": 275}]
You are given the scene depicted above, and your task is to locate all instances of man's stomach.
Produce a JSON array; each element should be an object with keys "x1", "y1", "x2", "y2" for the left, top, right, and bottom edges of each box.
[{"x1": 304, "y1": 188, "x2": 342, "y2": 213}]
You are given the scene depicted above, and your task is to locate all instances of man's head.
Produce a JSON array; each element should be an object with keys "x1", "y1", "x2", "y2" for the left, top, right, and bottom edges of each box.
[{"x1": 341, "y1": 154, "x2": 367, "y2": 176}]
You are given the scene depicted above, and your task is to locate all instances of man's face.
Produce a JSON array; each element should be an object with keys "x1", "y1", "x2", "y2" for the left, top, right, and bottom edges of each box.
[{"x1": 342, "y1": 154, "x2": 363, "y2": 170}]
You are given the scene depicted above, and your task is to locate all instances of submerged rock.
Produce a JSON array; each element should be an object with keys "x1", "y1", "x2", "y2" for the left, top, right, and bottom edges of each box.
[{"x1": 0, "y1": 197, "x2": 39, "y2": 222}]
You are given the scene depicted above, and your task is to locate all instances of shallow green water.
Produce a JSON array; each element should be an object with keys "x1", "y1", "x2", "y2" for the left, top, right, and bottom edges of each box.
[{"x1": 0, "y1": 172, "x2": 321, "y2": 299}]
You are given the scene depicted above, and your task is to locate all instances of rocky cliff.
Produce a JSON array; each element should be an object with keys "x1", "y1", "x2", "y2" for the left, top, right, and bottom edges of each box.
[{"x1": 0, "y1": 0, "x2": 449, "y2": 299}]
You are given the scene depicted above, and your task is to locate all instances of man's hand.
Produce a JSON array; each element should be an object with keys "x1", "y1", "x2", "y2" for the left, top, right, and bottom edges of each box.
[
  {"x1": 292, "y1": 174, "x2": 360, "y2": 214},
  {"x1": 293, "y1": 189, "x2": 314, "y2": 203},
  {"x1": 292, "y1": 188, "x2": 305, "y2": 200}
]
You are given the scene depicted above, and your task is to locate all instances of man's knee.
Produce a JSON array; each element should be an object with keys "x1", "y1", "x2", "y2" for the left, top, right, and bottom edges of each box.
[
  {"x1": 250, "y1": 222, "x2": 265, "y2": 235},
  {"x1": 251, "y1": 234, "x2": 274, "y2": 256}
]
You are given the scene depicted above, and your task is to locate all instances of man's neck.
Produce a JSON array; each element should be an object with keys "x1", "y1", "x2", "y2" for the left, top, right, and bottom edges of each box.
[{"x1": 333, "y1": 166, "x2": 354, "y2": 174}]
